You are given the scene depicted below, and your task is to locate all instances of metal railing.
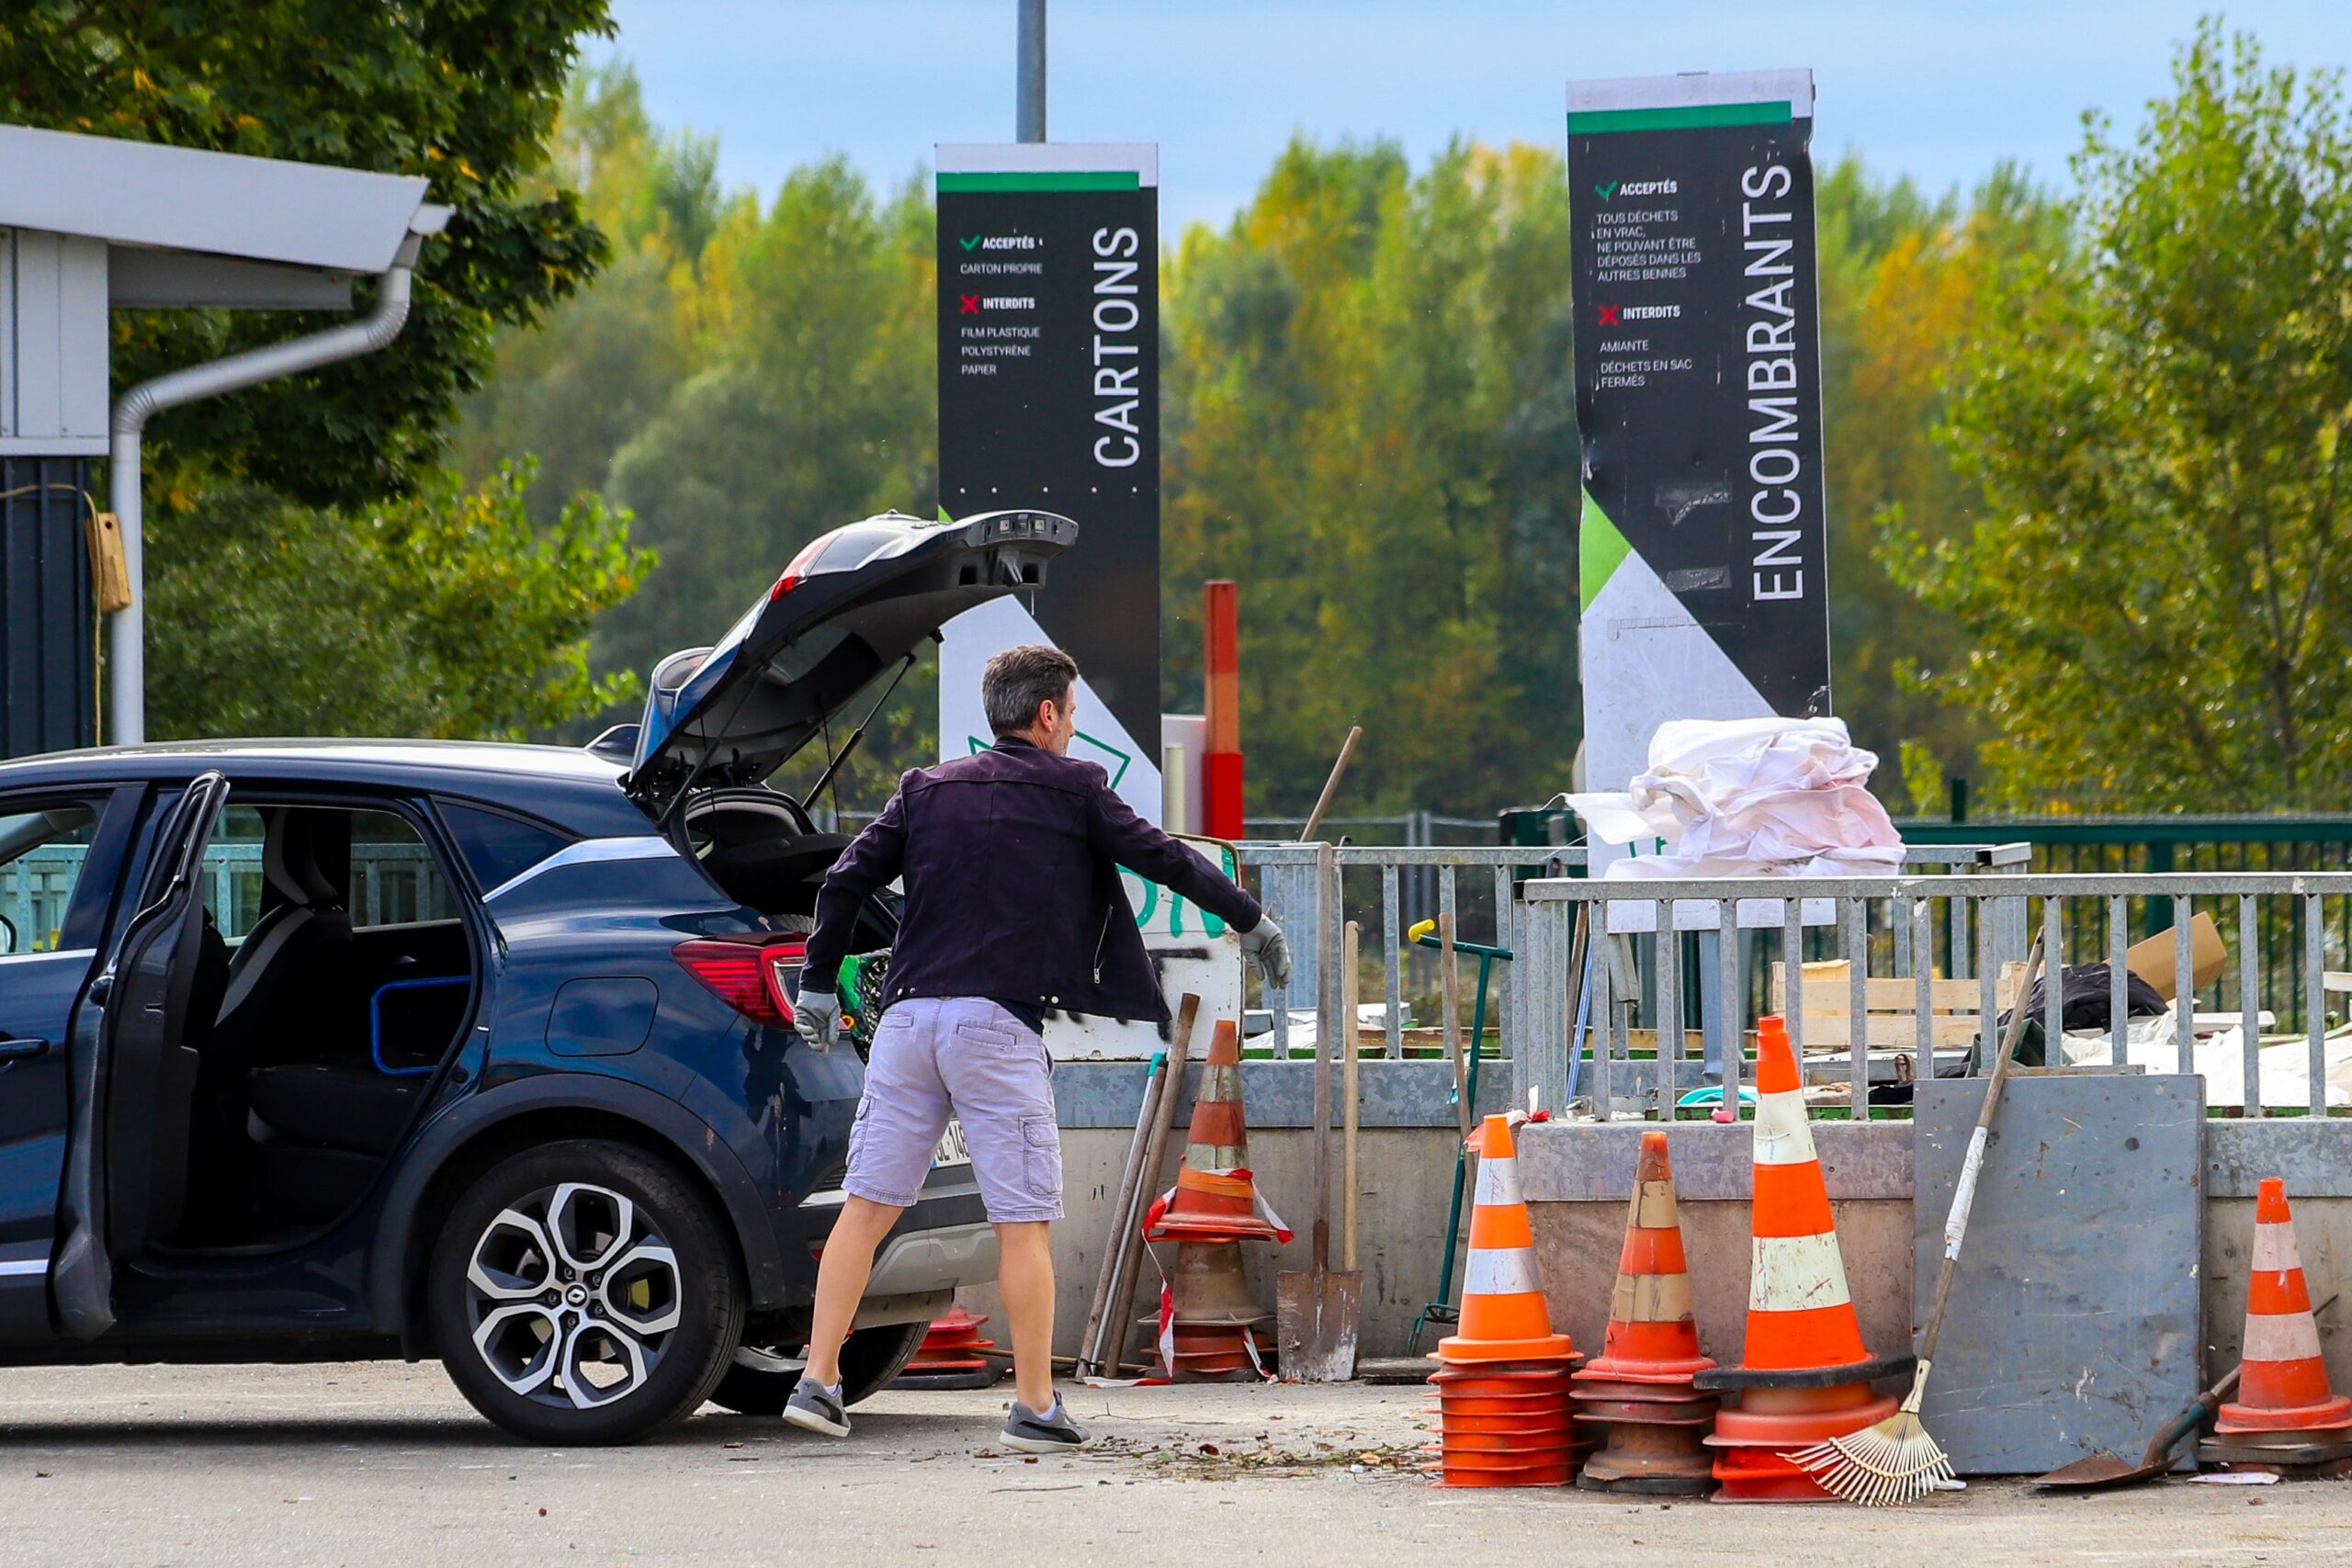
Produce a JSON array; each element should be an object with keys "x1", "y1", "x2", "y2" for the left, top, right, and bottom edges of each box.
[
  {"x1": 1238, "y1": 843, "x2": 1577, "y2": 1062},
  {"x1": 1521, "y1": 870, "x2": 2352, "y2": 1121},
  {"x1": 1230, "y1": 841, "x2": 2031, "y2": 1082},
  {"x1": 1903, "y1": 817, "x2": 2352, "y2": 1028}
]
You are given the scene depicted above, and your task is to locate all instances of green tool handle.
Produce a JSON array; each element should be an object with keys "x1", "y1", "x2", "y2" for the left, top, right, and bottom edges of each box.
[
  {"x1": 1431, "y1": 952, "x2": 1494, "y2": 1311},
  {"x1": 1408, "y1": 919, "x2": 1512, "y2": 962},
  {"x1": 2141, "y1": 1292, "x2": 2338, "y2": 1468},
  {"x1": 2141, "y1": 1366, "x2": 2241, "y2": 1469}
]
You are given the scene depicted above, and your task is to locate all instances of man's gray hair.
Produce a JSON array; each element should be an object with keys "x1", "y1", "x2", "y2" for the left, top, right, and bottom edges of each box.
[{"x1": 982, "y1": 644, "x2": 1080, "y2": 736}]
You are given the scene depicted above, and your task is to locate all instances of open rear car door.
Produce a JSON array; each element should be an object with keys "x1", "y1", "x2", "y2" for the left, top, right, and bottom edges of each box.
[
  {"x1": 621, "y1": 509, "x2": 1078, "y2": 824},
  {"x1": 51, "y1": 770, "x2": 229, "y2": 1338}
]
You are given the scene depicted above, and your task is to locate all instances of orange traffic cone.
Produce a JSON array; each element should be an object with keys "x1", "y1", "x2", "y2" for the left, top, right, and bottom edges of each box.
[
  {"x1": 1574, "y1": 1131, "x2": 1718, "y2": 1495},
  {"x1": 1424, "y1": 1114, "x2": 1584, "y2": 1489},
  {"x1": 1145, "y1": 1021, "x2": 1286, "y2": 1244},
  {"x1": 1142, "y1": 1241, "x2": 1275, "y2": 1382},
  {"x1": 1439, "y1": 1115, "x2": 1576, "y2": 1365},
  {"x1": 893, "y1": 1304, "x2": 1003, "y2": 1390},
  {"x1": 2216, "y1": 1179, "x2": 2351, "y2": 1441},
  {"x1": 1696, "y1": 1019, "x2": 1911, "y2": 1503},
  {"x1": 1580, "y1": 1132, "x2": 1714, "y2": 1385}
]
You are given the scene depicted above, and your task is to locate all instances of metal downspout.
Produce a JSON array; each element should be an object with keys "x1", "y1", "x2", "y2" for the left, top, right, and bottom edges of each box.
[{"x1": 105, "y1": 250, "x2": 419, "y2": 745}]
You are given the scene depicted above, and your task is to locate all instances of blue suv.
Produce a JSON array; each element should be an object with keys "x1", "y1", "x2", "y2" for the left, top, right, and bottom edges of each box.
[{"x1": 0, "y1": 509, "x2": 1076, "y2": 1444}]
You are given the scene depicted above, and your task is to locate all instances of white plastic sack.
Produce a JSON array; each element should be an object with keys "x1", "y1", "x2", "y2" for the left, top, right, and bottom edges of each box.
[
  {"x1": 2058, "y1": 1010, "x2": 2352, "y2": 1110},
  {"x1": 1564, "y1": 716, "x2": 1904, "y2": 881}
]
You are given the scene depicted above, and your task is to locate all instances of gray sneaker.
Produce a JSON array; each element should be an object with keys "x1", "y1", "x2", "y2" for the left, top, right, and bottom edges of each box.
[
  {"x1": 781, "y1": 1376, "x2": 849, "y2": 1438},
  {"x1": 1001, "y1": 1395, "x2": 1089, "y2": 1454}
]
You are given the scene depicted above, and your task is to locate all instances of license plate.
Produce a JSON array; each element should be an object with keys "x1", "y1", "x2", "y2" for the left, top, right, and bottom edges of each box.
[{"x1": 932, "y1": 1119, "x2": 970, "y2": 1169}]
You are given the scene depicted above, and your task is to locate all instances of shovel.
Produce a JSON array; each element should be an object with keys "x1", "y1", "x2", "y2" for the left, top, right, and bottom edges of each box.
[
  {"x1": 1276, "y1": 749, "x2": 1363, "y2": 1379},
  {"x1": 2033, "y1": 1293, "x2": 2337, "y2": 1491}
]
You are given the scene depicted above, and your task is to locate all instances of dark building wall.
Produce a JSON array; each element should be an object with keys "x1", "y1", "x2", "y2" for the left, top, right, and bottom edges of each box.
[{"x1": 1, "y1": 457, "x2": 96, "y2": 759}]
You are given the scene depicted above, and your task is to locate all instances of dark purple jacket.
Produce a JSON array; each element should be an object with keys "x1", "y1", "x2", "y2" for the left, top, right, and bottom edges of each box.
[{"x1": 802, "y1": 737, "x2": 1262, "y2": 1024}]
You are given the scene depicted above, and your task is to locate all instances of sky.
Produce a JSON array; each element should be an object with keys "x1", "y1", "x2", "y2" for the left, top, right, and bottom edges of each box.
[{"x1": 585, "y1": 1, "x2": 2352, "y2": 233}]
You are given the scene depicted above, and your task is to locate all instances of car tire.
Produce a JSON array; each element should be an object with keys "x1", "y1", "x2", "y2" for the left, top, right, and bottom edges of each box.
[
  {"x1": 428, "y1": 1139, "x2": 742, "y2": 1446},
  {"x1": 709, "y1": 1320, "x2": 931, "y2": 1416}
]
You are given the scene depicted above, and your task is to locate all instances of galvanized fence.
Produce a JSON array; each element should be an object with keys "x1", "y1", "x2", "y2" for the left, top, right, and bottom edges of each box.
[
  {"x1": 1237, "y1": 843, "x2": 1574, "y2": 1063},
  {"x1": 1902, "y1": 818, "x2": 2352, "y2": 1039},
  {"x1": 1230, "y1": 841, "x2": 2033, "y2": 1078},
  {"x1": 1519, "y1": 871, "x2": 2352, "y2": 1122}
]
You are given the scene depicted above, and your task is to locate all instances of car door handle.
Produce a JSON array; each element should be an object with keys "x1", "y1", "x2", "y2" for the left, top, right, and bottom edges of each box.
[{"x1": 0, "y1": 1037, "x2": 52, "y2": 1062}]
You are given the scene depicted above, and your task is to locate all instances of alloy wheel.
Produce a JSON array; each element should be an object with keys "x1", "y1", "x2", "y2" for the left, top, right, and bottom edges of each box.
[{"x1": 462, "y1": 1180, "x2": 684, "y2": 1410}]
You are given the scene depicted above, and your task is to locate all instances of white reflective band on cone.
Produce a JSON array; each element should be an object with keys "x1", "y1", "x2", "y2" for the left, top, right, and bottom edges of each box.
[
  {"x1": 1749, "y1": 1232, "x2": 1853, "y2": 1313},
  {"x1": 1616, "y1": 1269, "x2": 1694, "y2": 1324},
  {"x1": 1463, "y1": 1245, "x2": 1543, "y2": 1297},
  {"x1": 1474, "y1": 1156, "x2": 1525, "y2": 1208},
  {"x1": 1750, "y1": 1089, "x2": 1818, "y2": 1167},
  {"x1": 2251, "y1": 1221, "x2": 2305, "y2": 1275},
  {"x1": 2243, "y1": 1310, "x2": 2326, "y2": 1364},
  {"x1": 1631, "y1": 1179, "x2": 1679, "y2": 1229}
]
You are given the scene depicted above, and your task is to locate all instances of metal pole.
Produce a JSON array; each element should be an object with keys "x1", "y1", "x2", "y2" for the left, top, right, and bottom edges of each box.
[
  {"x1": 1016, "y1": 0, "x2": 1046, "y2": 141},
  {"x1": 1697, "y1": 928, "x2": 1725, "y2": 1070},
  {"x1": 1313, "y1": 842, "x2": 1340, "y2": 1269},
  {"x1": 107, "y1": 236, "x2": 435, "y2": 744}
]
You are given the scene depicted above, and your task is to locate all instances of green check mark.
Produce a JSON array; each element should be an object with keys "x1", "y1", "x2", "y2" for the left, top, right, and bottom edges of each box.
[
  {"x1": 1594, "y1": 181, "x2": 1619, "y2": 199},
  {"x1": 958, "y1": 234, "x2": 983, "y2": 251}
]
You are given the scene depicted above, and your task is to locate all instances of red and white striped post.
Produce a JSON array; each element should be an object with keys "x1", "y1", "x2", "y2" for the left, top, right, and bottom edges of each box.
[{"x1": 1203, "y1": 580, "x2": 1244, "y2": 840}]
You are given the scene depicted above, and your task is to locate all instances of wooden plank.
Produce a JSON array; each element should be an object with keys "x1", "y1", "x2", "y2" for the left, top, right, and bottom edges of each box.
[
  {"x1": 1772, "y1": 961, "x2": 2027, "y2": 1019},
  {"x1": 1771, "y1": 961, "x2": 1984, "y2": 1013},
  {"x1": 1792, "y1": 1015, "x2": 1983, "y2": 1048}
]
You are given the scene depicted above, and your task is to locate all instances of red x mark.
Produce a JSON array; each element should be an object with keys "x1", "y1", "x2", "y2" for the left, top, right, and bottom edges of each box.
[
  {"x1": 959, "y1": 294, "x2": 981, "y2": 314},
  {"x1": 1598, "y1": 304, "x2": 1621, "y2": 326}
]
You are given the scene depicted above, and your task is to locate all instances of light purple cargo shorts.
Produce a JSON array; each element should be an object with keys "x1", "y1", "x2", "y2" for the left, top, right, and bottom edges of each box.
[{"x1": 842, "y1": 996, "x2": 1062, "y2": 1224}]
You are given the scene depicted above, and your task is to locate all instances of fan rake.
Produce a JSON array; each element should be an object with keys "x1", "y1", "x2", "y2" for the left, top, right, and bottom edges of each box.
[{"x1": 1788, "y1": 939, "x2": 2047, "y2": 1506}]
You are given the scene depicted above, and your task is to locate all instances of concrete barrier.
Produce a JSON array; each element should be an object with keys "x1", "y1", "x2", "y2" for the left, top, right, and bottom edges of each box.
[{"x1": 982, "y1": 1080, "x2": 2352, "y2": 1397}]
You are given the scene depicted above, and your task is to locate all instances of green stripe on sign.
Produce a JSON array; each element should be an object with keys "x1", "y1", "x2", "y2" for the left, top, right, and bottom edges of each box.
[
  {"x1": 1567, "y1": 100, "x2": 1792, "y2": 134},
  {"x1": 936, "y1": 170, "x2": 1140, "y2": 192},
  {"x1": 1580, "y1": 490, "x2": 1631, "y2": 612}
]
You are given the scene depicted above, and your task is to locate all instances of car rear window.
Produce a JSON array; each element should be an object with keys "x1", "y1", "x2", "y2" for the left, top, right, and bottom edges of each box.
[
  {"x1": 810, "y1": 524, "x2": 908, "y2": 572},
  {"x1": 437, "y1": 803, "x2": 573, "y2": 895}
]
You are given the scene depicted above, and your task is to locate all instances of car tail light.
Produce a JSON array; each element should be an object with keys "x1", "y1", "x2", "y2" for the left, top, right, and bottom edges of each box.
[
  {"x1": 770, "y1": 536, "x2": 830, "y2": 600},
  {"x1": 673, "y1": 935, "x2": 807, "y2": 1027}
]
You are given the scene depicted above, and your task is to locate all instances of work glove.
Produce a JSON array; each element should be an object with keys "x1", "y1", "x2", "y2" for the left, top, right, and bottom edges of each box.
[
  {"x1": 793, "y1": 987, "x2": 842, "y2": 1053},
  {"x1": 1238, "y1": 915, "x2": 1292, "y2": 988}
]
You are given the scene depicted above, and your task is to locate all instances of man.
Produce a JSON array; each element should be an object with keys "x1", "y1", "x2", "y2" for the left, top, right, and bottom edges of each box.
[{"x1": 784, "y1": 645, "x2": 1289, "y2": 1452}]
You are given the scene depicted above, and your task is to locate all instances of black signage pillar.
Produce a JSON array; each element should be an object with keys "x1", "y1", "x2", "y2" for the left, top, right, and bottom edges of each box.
[
  {"x1": 1566, "y1": 73, "x2": 1830, "y2": 847},
  {"x1": 935, "y1": 144, "x2": 1162, "y2": 819}
]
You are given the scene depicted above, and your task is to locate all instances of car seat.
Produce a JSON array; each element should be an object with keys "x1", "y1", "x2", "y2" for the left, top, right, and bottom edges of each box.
[
  {"x1": 215, "y1": 810, "x2": 388, "y2": 1227},
  {"x1": 211, "y1": 809, "x2": 356, "y2": 1070}
]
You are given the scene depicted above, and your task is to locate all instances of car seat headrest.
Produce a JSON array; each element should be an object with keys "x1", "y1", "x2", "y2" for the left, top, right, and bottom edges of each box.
[{"x1": 262, "y1": 811, "x2": 343, "y2": 909}]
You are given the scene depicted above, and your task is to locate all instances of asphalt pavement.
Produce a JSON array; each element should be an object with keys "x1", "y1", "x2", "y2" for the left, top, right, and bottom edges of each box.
[{"x1": 0, "y1": 1361, "x2": 2347, "y2": 1565}]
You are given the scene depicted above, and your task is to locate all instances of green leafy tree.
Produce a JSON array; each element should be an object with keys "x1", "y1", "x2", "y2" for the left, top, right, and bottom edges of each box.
[
  {"x1": 1818, "y1": 159, "x2": 2067, "y2": 788},
  {"x1": 456, "y1": 88, "x2": 936, "y2": 784},
  {"x1": 146, "y1": 464, "x2": 650, "y2": 739},
  {"x1": 1894, "y1": 21, "x2": 2352, "y2": 810},
  {"x1": 2, "y1": 5, "x2": 653, "y2": 744},
  {"x1": 458, "y1": 63, "x2": 728, "y2": 525},
  {"x1": 0, "y1": 1, "x2": 615, "y2": 505},
  {"x1": 1162, "y1": 138, "x2": 1582, "y2": 814},
  {"x1": 595, "y1": 159, "x2": 935, "y2": 700}
]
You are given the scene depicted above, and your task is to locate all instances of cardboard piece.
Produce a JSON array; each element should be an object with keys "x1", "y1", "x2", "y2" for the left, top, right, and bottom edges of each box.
[{"x1": 2125, "y1": 912, "x2": 2225, "y2": 1001}]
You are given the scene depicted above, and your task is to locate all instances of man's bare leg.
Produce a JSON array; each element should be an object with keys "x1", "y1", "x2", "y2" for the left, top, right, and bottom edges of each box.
[
  {"x1": 804, "y1": 1196, "x2": 905, "y2": 1390},
  {"x1": 995, "y1": 1220, "x2": 1056, "y2": 1412}
]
